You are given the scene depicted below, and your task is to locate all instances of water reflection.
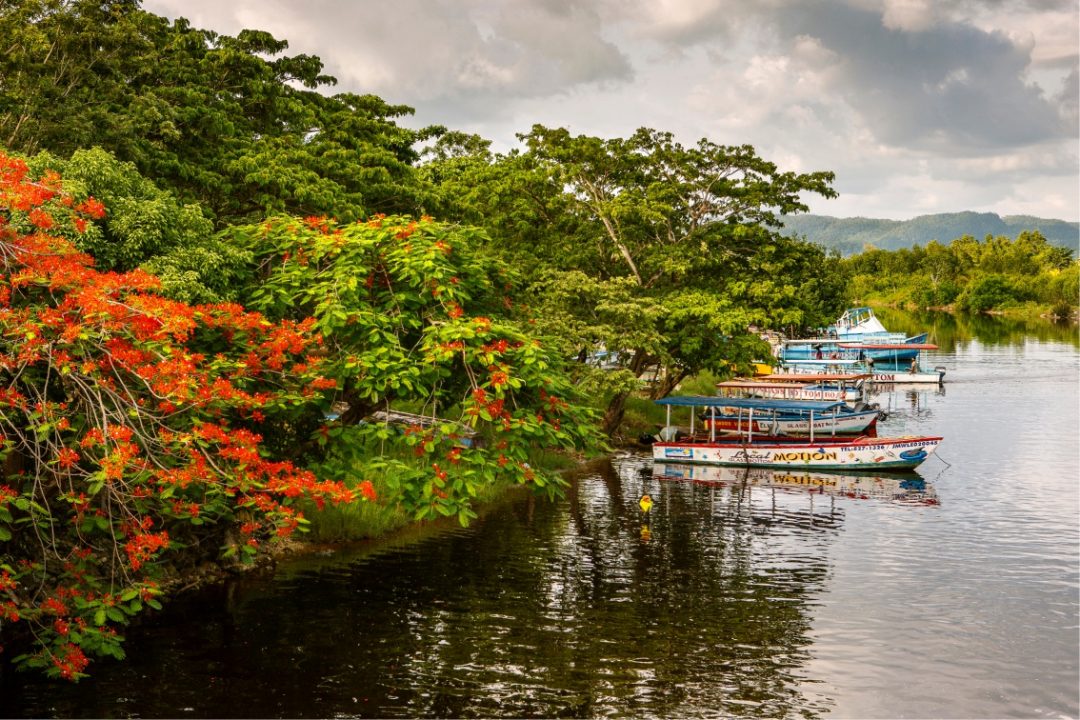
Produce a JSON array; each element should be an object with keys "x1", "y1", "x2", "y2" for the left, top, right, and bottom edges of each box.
[
  {"x1": 653, "y1": 463, "x2": 940, "y2": 506},
  {"x1": 6, "y1": 455, "x2": 847, "y2": 719},
  {"x1": 872, "y1": 307, "x2": 1079, "y2": 350}
]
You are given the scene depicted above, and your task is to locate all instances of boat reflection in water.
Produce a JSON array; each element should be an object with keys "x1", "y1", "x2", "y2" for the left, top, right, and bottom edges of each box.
[{"x1": 652, "y1": 462, "x2": 939, "y2": 506}]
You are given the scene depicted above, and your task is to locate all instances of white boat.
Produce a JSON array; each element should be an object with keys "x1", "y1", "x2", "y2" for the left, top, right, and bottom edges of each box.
[
  {"x1": 652, "y1": 462, "x2": 940, "y2": 505},
  {"x1": 831, "y1": 306, "x2": 900, "y2": 340},
  {"x1": 652, "y1": 396, "x2": 942, "y2": 471},
  {"x1": 705, "y1": 407, "x2": 880, "y2": 436}
]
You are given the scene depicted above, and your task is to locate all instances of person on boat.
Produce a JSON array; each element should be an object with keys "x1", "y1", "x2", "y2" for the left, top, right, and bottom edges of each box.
[
  {"x1": 910, "y1": 358, "x2": 918, "y2": 372},
  {"x1": 814, "y1": 346, "x2": 823, "y2": 360}
]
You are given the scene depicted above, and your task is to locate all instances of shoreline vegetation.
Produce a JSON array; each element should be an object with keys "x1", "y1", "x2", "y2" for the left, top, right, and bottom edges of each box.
[{"x1": 0, "y1": 0, "x2": 1076, "y2": 683}]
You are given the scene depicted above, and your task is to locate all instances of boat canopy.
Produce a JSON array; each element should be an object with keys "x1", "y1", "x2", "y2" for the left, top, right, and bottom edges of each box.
[{"x1": 655, "y1": 396, "x2": 846, "y2": 412}]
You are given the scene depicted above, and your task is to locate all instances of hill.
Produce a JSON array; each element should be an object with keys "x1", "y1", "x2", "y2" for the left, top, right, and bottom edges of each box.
[{"x1": 779, "y1": 212, "x2": 1080, "y2": 256}]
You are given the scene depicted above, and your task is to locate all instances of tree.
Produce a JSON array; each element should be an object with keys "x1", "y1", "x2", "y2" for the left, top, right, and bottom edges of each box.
[
  {"x1": 425, "y1": 126, "x2": 841, "y2": 434},
  {"x1": 13, "y1": 147, "x2": 248, "y2": 303},
  {"x1": 0, "y1": 152, "x2": 362, "y2": 679},
  {"x1": 219, "y1": 215, "x2": 600, "y2": 522},
  {"x1": 0, "y1": 0, "x2": 435, "y2": 224}
]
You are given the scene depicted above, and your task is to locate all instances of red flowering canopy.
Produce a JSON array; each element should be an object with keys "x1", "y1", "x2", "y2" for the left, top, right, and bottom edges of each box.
[{"x1": 0, "y1": 153, "x2": 363, "y2": 679}]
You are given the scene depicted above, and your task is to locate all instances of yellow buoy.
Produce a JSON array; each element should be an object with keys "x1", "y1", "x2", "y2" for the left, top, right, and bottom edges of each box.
[{"x1": 639, "y1": 494, "x2": 653, "y2": 513}]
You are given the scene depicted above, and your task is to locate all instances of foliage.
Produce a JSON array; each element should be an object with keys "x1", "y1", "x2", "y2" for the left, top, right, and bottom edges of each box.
[
  {"x1": 13, "y1": 147, "x2": 247, "y2": 302},
  {"x1": 424, "y1": 126, "x2": 843, "y2": 433},
  {"x1": 843, "y1": 231, "x2": 1079, "y2": 313},
  {"x1": 220, "y1": 214, "x2": 601, "y2": 523},
  {"x1": 0, "y1": 153, "x2": 364, "y2": 679},
  {"x1": 0, "y1": 0, "x2": 436, "y2": 224}
]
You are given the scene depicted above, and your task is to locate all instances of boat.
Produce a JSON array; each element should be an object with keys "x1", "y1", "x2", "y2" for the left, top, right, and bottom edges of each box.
[
  {"x1": 652, "y1": 462, "x2": 940, "y2": 505},
  {"x1": 774, "y1": 308, "x2": 930, "y2": 361},
  {"x1": 704, "y1": 399, "x2": 880, "y2": 436},
  {"x1": 773, "y1": 348, "x2": 946, "y2": 384},
  {"x1": 777, "y1": 334, "x2": 929, "y2": 362},
  {"x1": 837, "y1": 343, "x2": 946, "y2": 384},
  {"x1": 831, "y1": 307, "x2": 901, "y2": 340},
  {"x1": 651, "y1": 396, "x2": 942, "y2": 471},
  {"x1": 717, "y1": 374, "x2": 866, "y2": 402}
]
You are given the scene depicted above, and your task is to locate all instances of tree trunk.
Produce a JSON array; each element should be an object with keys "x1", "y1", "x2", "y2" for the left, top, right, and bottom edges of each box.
[
  {"x1": 600, "y1": 348, "x2": 650, "y2": 437},
  {"x1": 648, "y1": 366, "x2": 690, "y2": 400}
]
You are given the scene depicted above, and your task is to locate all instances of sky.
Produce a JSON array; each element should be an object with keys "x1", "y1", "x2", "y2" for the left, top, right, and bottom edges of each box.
[{"x1": 143, "y1": 0, "x2": 1079, "y2": 221}]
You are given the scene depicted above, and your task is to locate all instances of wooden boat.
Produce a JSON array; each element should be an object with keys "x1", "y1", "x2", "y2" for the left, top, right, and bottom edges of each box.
[
  {"x1": 653, "y1": 462, "x2": 939, "y2": 505},
  {"x1": 717, "y1": 374, "x2": 865, "y2": 402},
  {"x1": 652, "y1": 396, "x2": 942, "y2": 471}
]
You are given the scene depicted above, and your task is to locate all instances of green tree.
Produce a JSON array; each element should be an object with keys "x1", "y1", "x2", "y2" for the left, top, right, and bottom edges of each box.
[
  {"x1": 0, "y1": 0, "x2": 434, "y2": 223},
  {"x1": 220, "y1": 215, "x2": 600, "y2": 521},
  {"x1": 425, "y1": 126, "x2": 840, "y2": 434},
  {"x1": 14, "y1": 147, "x2": 247, "y2": 302}
]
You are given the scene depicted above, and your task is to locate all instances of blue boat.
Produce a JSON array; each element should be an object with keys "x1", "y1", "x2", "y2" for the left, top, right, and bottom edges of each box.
[{"x1": 776, "y1": 308, "x2": 929, "y2": 362}]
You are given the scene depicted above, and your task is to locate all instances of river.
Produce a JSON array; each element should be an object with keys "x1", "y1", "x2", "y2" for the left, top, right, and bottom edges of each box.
[{"x1": 3, "y1": 312, "x2": 1078, "y2": 718}]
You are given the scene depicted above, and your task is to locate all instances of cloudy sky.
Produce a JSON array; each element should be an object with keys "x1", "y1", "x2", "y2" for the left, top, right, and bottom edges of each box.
[{"x1": 144, "y1": 0, "x2": 1079, "y2": 221}]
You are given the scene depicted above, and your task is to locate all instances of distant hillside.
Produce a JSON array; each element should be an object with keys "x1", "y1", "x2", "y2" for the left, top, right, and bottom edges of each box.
[{"x1": 780, "y1": 212, "x2": 1080, "y2": 256}]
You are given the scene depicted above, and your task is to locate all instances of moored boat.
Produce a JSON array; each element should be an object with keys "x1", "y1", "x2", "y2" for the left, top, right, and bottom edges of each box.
[
  {"x1": 700, "y1": 396, "x2": 880, "y2": 436},
  {"x1": 778, "y1": 334, "x2": 929, "y2": 361},
  {"x1": 651, "y1": 396, "x2": 942, "y2": 471},
  {"x1": 837, "y1": 343, "x2": 946, "y2": 384},
  {"x1": 717, "y1": 374, "x2": 866, "y2": 402}
]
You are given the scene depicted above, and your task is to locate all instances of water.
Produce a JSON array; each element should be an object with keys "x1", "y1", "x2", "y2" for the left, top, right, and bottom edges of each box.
[{"x1": 3, "y1": 314, "x2": 1078, "y2": 718}]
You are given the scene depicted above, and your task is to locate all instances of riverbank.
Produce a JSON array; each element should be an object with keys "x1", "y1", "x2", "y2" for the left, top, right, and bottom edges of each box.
[{"x1": 861, "y1": 298, "x2": 1079, "y2": 323}]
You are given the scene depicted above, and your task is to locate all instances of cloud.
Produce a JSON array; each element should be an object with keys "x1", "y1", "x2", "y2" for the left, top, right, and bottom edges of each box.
[
  {"x1": 774, "y1": 3, "x2": 1069, "y2": 152},
  {"x1": 146, "y1": 0, "x2": 632, "y2": 108},
  {"x1": 140, "y1": 0, "x2": 1078, "y2": 220}
]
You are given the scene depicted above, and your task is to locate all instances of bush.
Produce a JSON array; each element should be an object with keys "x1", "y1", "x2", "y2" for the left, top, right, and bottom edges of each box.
[{"x1": 957, "y1": 274, "x2": 1023, "y2": 312}]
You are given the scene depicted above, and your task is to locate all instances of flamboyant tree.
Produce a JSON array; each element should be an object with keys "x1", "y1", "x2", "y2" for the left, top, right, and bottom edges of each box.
[
  {"x1": 221, "y1": 215, "x2": 601, "y2": 522},
  {"x1": 0, "y1": 152, "x2": 365, "y2": 679}
]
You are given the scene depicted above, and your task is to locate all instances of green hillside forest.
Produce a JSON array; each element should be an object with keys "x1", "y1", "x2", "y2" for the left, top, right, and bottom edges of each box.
[{"x1": 781, "y1": 212, "x2": 1080, "y2": 256}]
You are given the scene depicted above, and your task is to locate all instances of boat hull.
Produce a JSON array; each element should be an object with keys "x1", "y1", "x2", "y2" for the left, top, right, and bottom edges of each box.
[
  {"x1": 652, "y1": 436, "x2": 941, "y2": 470},
  {"x1": 870, "y1": 369, "x2": 945, "y2": 384},
  {"x1": 782, "y1": 343, "x2": 923, "y2": 362}
]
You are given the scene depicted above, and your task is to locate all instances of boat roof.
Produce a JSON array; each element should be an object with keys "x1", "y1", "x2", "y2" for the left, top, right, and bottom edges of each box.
[
  {"x1": 839, "y1": 342, "x2": 938, "y2": 350},
  {"x1": 656, "y1": 395, "x2": 847, "y2": 411},
  {"x1": 759, "y1": 373, "x2": 870, "y2": 382}
]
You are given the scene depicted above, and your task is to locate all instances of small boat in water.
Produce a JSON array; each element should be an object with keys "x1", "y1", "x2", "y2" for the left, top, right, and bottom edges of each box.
[
  {"x1": 778, "y1": 334, "x2": 929, "y2": 362},
  {"x1": 651, "y1": 396, "x2": 942, "y2": 471},
  {"x1": 837, "y1": 343, "x2": 946, "y2": 384},
  {"x1": 717, "y1": 373, "x2": 867, "y2": 402},
  {"x1": 702, "y1": 396, "x2": 880, "y2": 436},
  {"x1": 652, "y1": 462, "x2": 939, "y2": 505}
]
